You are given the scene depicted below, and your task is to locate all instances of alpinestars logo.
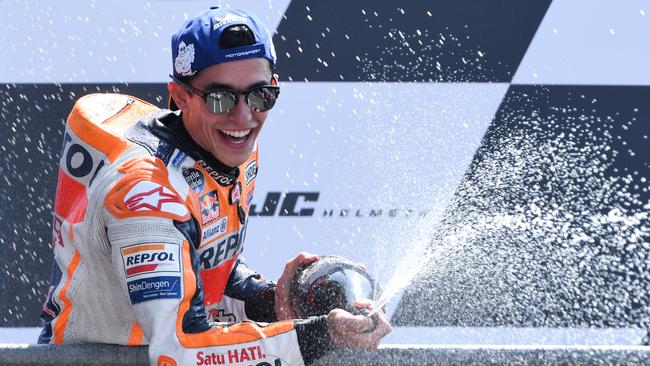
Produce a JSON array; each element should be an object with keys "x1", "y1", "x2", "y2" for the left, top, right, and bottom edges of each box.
[
  {"x1": 126, "y1": 186, "x2": 182, "y2": 211},
  {"x1": 123, "y1": 181, "x2": 188, "y2": 217}
]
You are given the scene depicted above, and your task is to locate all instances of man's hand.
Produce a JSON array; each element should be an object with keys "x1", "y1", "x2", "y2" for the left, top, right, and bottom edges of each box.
[
  {"x1": 275, "y1": 252, "x2": 319, "y2": 320},
  {"x1": 326, "y1": 301, "x2": 392, "y2": 350}
]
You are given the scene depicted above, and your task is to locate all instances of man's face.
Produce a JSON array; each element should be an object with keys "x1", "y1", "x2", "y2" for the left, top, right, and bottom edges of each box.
[{"x1": 179, "y1": 58, "x2": 272, "y2": 167}]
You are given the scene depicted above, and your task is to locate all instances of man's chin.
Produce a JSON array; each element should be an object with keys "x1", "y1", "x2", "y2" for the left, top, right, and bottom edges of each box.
[
  {"x1": 211, "y1": 132, "x2": 256, "y2": 167},
  {"x1": 213, "y1": 151, "x2": 251, "y2": 168}
]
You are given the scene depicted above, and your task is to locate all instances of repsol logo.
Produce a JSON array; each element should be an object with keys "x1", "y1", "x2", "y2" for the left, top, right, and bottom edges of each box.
[
  {"x1": 126, "y1": 251, "x2": 175, "y2": 266},
  {"x1": 198, "y1": 229, "x2": 245, "y2": 270},
  {"x1": 197, "y1": 160, "x2": 235, "y2": 186},
  {"x1": 121, "y1": 243, "x2": 181, "y2": 278}
]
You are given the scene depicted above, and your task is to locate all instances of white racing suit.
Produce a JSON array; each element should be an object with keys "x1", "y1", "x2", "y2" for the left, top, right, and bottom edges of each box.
[{"x1": 38, "y1": 94, "x2": 332, "y2": 366}]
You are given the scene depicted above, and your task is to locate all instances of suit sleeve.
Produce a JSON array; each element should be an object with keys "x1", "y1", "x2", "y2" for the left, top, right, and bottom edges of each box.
[{"x1": 225, "y1": 258, "x2": 278, "y2": 323}]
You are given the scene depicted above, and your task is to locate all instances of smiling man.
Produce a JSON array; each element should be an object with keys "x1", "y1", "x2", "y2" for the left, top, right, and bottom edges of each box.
[{"x1": 38, "y1": 7, "x2": 390, "y2": 366}]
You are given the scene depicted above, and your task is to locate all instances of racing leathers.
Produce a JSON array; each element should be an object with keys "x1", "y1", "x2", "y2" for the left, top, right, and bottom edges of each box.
[{"x1": 38, "y1": 94, "x2": 333, "y2": 366}]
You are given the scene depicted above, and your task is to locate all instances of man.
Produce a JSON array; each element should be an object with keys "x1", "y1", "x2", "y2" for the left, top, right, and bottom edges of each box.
[{"x1": 39, "y1": 7, "x2": 390, "y2": 366}]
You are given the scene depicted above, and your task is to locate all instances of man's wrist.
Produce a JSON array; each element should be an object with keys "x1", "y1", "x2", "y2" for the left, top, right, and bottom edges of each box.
[
  {"x1": 244, "y1": 281, "x2": 278, "y2": 322},
  {"x1": 294, "y1": 315, "x2": 335, "y2": 365}
]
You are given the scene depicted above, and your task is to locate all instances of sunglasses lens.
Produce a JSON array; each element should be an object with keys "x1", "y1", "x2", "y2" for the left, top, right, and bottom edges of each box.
[
  {"x1": 206, "y1": 91, "x2": 237, "y2": 114},
  {"x1": 247, "y1": 87, "x2": 280, "y2": 112}
]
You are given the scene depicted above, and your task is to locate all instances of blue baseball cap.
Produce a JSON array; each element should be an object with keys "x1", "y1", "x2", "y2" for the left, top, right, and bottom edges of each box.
[{"x1": 171, "y1": 7, "x2": 277, "y2": 79}]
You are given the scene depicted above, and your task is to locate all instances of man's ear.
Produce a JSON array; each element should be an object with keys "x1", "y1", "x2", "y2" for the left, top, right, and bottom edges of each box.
[
  {"x1": 271, "y1": 73, "x2": 279, "y2": 86},
  {"x1": 167, "y1": 81, "x2": 191, "y2": 111}
]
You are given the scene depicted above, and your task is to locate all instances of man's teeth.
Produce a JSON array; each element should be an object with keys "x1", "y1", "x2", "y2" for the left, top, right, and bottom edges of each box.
[{"x1": 221, "y1": 129, "x2": 251, "y2": 138}]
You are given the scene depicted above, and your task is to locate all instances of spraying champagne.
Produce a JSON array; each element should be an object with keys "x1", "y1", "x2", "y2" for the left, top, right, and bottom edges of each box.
[{"x1": 290, "y1": 255, "x2": 382, "y2": 331}]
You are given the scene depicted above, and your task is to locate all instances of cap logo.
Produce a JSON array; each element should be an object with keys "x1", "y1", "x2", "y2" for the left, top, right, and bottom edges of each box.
[
  {"x1": 213, "y1": 15, "x2": 247, "y2": 30},
  {"x1": 224, "y1": 44, "x2": 263, "y2": 59},
  {"x1": 175, "y1": 41, "x2": 196, "y2": 77}
]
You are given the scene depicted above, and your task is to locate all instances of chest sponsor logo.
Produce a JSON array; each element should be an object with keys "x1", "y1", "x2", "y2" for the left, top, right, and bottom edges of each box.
[
  {"x1": 198, "y1": 231, "x2": 243, "y2": 271},
  {"x1": 124, "y1": 181, "x2": 188, "y2": 217},
  {"x1": 197, "y1": 160, "x2": 235, "y2": 186},
  {"x1": 244, "y1": 160, "x2": 257, "y2": 185},
  {"x1": 183, "y1": 167, "x2": 205, "y2": 194},
  {"x1": 200, "y1": 191, "x2": 220, "y2": 224},
  {"x1": 127, "y1": 276, "x2": 181, "y2": 305},
  {"x1": 172, "y1": 151, "x2": 188, "y2": 167},
  {"x1": 202, "y1": 217, "x2": 228, "y2": 242},
  {"x1": 121, "y1": 243, "x2": 181, "y2": 278},
  {"x1": 197, "y1": 226, "x2": 246, "y2": 305}
]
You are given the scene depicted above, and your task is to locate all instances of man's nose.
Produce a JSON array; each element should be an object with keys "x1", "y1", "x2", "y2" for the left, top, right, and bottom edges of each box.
[{"x1": 228, "y1": 95, "x2": 252, "y2": 123}]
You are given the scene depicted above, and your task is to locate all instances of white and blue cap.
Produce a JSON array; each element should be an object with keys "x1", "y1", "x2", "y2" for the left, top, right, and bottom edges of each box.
[{"x1": 171, "y1": 7, "x2": 277, "y2": 79}]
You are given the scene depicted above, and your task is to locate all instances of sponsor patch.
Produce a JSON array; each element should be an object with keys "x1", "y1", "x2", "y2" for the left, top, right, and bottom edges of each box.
[
  {"x1": 205, "y1": 303, "x2": 236, "y2": 323},
  {"x1": 182, "y1": 167, "x2": 205, "y2": 194},
  {"x1": 198, "y1": 231, "x2": 243, "y2": 271},
  {"x1": 174, "y1": 41, "x2": 196, "y2": 77},
  {"x1": 195, "y1": 345, "x2": 268, "y2": 366},
  {"x1": 198, "y1": 230, "x2": 244, "y2": 305},
  {"x1": 244, "y1": 160, "x2": 257, "y2": 185},
  {"x1": 200, "y1": 191, "x2": 220, "y2": 224},
  {"x1": 213, "y1": 15, "x2": 247, "y2": 30},
  {"x1": 121, "y1": 243, "x2": 181, "y2": 278},
  {"x1": 202, "y1": 217, "x2": 228, "y2": 242},
  {"x1": 123, "y1": 181, "x2": 188, "y2": 217},
  {"x1": 197, "y1": 160, "x2": 235, "y2": 186},
  {"x1": 171, "y1": 151, "x2": 188, "y2": 167},
  {"x1": 127, "y1": 276, "x2": 181, "y2": 304},
  {"x1": 229, "y1": 182, "x2": 242, "y2": 205}
]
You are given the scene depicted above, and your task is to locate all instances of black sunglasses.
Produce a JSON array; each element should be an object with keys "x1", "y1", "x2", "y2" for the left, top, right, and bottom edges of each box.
[{"x1": 170, "y1": 75, "x2": 280, "y2": 114}]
